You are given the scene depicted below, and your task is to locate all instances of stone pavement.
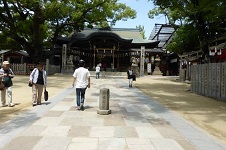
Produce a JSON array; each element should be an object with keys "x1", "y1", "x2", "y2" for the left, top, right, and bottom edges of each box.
[{"x1": 0, "y1": 78, "x2": 226, "y2": 150}]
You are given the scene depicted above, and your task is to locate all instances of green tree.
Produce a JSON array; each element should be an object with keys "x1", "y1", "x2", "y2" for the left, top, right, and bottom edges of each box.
[
  {"x1": 0, "y1": 0, "x2": 136, "y2": 63},
  {"x1": 136, "y1": 25, "x2": 146, "y2": 39},
  {"x1": 166, "y1": 24, "x2": 199, "y2": 54},
  {"x1": 148, "y1": 0, "x2": 226, "y2": 56}
]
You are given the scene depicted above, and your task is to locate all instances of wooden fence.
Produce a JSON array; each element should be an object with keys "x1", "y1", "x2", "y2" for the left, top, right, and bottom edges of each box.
[
  {"x1": 10, "y1": 63, "x2": 60, "y2": 75},
  {"x1": 191, "y1": 63, "x2": 226, "y2": 100}
]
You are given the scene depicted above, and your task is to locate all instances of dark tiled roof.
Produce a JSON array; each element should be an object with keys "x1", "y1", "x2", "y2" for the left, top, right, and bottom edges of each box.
[{"x1": 76, "y1": 28, "x2": 159, "y2": 44}]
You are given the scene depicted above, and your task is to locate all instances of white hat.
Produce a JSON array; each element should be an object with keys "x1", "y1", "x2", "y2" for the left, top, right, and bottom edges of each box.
[{"x1": 2, "y1": 61, "x2": 10, "y2": 66}]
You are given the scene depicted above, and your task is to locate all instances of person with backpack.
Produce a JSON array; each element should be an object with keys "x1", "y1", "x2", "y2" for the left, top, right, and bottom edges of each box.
[{"x1": 0, "y1": 61, "x2": 15, "y2": 107}]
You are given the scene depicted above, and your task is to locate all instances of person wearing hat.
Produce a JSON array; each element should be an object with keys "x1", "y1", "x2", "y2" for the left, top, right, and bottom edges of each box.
[
  {"x1": 72, "y1": 59, "x2": 90, "y2": 110},
  {"x1": 29, "y1": 62, "x2": 47, "y2": 106},
  {"x1": 0, "y1": 61, "x2": 15, "y2": 107}
]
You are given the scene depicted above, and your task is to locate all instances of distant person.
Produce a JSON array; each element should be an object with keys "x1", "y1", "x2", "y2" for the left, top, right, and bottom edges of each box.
[
  {"x1": 0, "y1": 61, "x2": 15, "y2": 107},
  {"x1": 72, "y1": 60, "x2": 90, "y2": 110},
  {"x1": 127, "y1": 66, "x2": 133, "y2": 87},
  {"x1": 29, "y1": 62, "x2": 47, "y2": 106},
  {"x1": 102, "y1": 62, "x2": 107, "y2": 79},
  {"x1": 111, "y1": 63, "x2": 114, "y2": 72},
  {"x1": 95, "y1": 64, "x2": 100, "y2": 79}
]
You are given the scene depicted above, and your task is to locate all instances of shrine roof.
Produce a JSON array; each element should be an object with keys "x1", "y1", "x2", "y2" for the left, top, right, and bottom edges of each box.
[{"x1": 75, "y1": 27, "x2": 158, "y2": 44}]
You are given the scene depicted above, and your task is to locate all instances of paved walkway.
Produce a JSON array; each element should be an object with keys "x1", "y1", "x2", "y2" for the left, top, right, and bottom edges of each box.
[{"x1": 0, "y1": 78, "x2": 226, "y2": 150}]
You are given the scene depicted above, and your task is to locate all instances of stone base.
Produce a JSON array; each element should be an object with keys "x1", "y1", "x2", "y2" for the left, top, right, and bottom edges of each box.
[
  {"x1": 97, "y1": 109, "x2": 111, "y2": 115},
  {"x1": 153, "y1": 67, "x2": 162, "y2": 75}
]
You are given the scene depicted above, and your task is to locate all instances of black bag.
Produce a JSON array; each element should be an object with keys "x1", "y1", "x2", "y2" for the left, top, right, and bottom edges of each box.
[
  {"x1": 44, "y1": 89, "x2": 48, "y2": 101},
  {"x1": 3, "y1": 76, "x2": 12, "y2": 87},
  {"x1": 132, "y1": 75, "x2": 136, "y2": 81},
  {"x1": 28, "y1": 82, "x2": 32, "y2": 87}
]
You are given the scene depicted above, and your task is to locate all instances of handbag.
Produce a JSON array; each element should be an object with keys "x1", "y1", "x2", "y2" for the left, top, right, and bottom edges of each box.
[
  {"x1": 44, "y1": 89, "x2": 48, "y2": 101},
  {"x1": 132, "y1": 74, "x2": 136, "y2": 81},
  {"x1": 28, "y1": 82, "x2": 32, "y2": 87},
  {"x1": 0, "y1": 81, "x2": 5, "y2": 90}
]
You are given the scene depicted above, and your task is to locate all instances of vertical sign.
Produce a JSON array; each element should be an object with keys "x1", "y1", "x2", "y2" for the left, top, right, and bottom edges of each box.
[
  {"x1": 147, "y1": 63, "x2": 151, "y2": 74},
  {"x1": 62, "y1": 44, "x2": 67, "y2": 73},
  {"x1": 140, "y1": 46, "x2": 145, "y2": 77}
]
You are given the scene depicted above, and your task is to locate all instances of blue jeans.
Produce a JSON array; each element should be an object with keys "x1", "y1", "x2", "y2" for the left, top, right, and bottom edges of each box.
[
  {"x1": 96, "y1": 72, "x2": 100, "y2": 79},
  {"x1": 76, "y1": 88, "x2": 86, "y2": 106}
]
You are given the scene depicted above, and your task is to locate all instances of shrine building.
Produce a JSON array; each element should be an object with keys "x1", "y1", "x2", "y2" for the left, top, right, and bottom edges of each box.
[{"x1": 55, "y1": 27, "x2": 164, "y2": 72}]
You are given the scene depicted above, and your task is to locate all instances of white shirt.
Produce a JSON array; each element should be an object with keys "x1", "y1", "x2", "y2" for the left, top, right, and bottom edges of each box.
[
  {"x1": 29, "y1": 68, "x2": 47, "y2": 87},
  {"x1": 95, "y1": 66, "x2": 100, "y2": 73},
  {"x1": 73, "y1": 67, "x2": 90, "y2": 88}
]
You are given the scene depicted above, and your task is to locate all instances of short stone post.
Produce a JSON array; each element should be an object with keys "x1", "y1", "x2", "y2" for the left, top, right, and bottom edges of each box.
[{"x1": 97, "y1": 88, "x2": 111, "y2": 115}]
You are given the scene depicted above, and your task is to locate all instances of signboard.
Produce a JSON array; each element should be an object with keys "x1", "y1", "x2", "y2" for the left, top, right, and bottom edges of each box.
[
  {"x1": 140, "y1": 46, "x2": 145, "y2": 77},
  {"x1": 62, "y1": 44, "x2": 67, "y2": 73},
  {"x1": 147, "y1": 63, "x2": 151, "y2": 73}
]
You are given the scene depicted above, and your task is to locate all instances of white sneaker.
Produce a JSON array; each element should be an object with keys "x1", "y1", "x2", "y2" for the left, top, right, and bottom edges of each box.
[{"x1": 9, "y1": 103, "x2": 14, "y2": 107}]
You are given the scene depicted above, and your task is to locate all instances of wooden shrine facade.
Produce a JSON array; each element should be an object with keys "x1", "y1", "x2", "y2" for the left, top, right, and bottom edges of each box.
[{"x1": 55, "y1": 27, "x2": 163, "y2": 71}]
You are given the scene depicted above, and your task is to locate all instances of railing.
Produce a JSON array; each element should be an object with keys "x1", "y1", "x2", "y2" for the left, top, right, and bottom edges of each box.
[{"x1": 10, "y1": 62, "x2": 60, "y2": 75}]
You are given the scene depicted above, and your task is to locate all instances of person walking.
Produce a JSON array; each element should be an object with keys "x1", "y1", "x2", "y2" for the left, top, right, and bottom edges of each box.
[
  {"x1": 102, "y1": 62, "x2": 106, "y2": 79},
  {"x1": 72, "y1": 60, "x2": 90, "y2": 110},
  {"x1": 29, "y1": 62, "x2": 47, "y2": 106},
  {"x1": 127, "y1": 66, "x2": 133, "y2": 87},
  {"x1": 95, "y1": 64, "x2": 100, "y2": 79},
  {"x1": 0, "y1": 61, "x2": 15, "y2": 107}
]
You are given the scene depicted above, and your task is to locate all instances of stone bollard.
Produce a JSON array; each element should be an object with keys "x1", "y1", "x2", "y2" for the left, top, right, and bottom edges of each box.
[{"x1": 97, "y1": 88, "x2": 111, "y2": 115}]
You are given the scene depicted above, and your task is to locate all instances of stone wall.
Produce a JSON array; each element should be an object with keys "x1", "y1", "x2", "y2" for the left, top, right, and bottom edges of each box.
[{"x1": 191, "y1": 63, "x2": 226, "y2": 100}]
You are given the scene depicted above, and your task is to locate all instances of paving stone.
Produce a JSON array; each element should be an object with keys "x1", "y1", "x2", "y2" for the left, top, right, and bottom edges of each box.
[
  {"x1": 176, "y1": 140, "x2": 198, "y2": 150},
  {"x1": 90, "y1": 127, "x2": 115, "y2": 138},
  {"x1": 82, "y1": 117, "x2": 104, "y2": 126},
  {"x1": 32, "y1": 136, "x2": 71, "y2": 150},
  {"x1": 99, "y1": 138, "x2": 126, "y2": 150},
  {"x1": 124, "y1": 118, "x2": 152, "y2": 127},
  {"x1": 152, "y1": 123, "x2": 186, "y2": 140},
  {"x1": 40, "y1": 126, "x2": 70, "y2": 137},
  {"x1": 136, "y1": 127, "x2": 163, "y2": 138},
  {"x1": 60, "y1": 117, "x2": 83, "y2": 126},
  {"x1": 33, "y1": 117, "x2": 63, "y2": 126},
  {"x1": 151, "y1": 138, "x2": 184, "y2": 150},
  {"x1": 1, "y1": 136, "x2": 42, "y2": 150},
  {"x1": 67, "y1": 126, "x2": 91, "y2": 137},
  {"x1": 62, "y1": 98, "x2": 74, "y2": 101},
  {"x1": 49, "y1": 105, "x2": 71, "y2": 111},
  {"x1": 127, "y1": 144, "x2": 157, "y2": 150},
  {"x1": 68, "y1": 138, "x2": 98, "y2": 150},
  {"x1": 190, "y1": 139, "x2": 226, "y2": 150},
  {"x1": 44, "y1": 111, "x2": 64, "y2": 117},
  {"x1": 19, "y1": 125, "x2": 47, "y2": 136},
  {"x1": 114, "y1": 127, "x2": 138, "y2": 138},
  {"x1": 103, "y1": 118, "x2": 126, "y2": 126}
]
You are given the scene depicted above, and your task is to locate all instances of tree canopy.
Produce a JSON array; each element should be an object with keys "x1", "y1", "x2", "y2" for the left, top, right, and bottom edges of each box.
[
  {"x1": 0, "y1": 0, "x2": 136, "y2": 63},
  {"x1": 148, "y1": 0, "x2": 226, "y2": 55}
]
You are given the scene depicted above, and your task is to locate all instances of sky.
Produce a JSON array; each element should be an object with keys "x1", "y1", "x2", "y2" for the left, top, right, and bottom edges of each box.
[{"x1": 114, "y1": 0, "x2": 166, "y2": 39}]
